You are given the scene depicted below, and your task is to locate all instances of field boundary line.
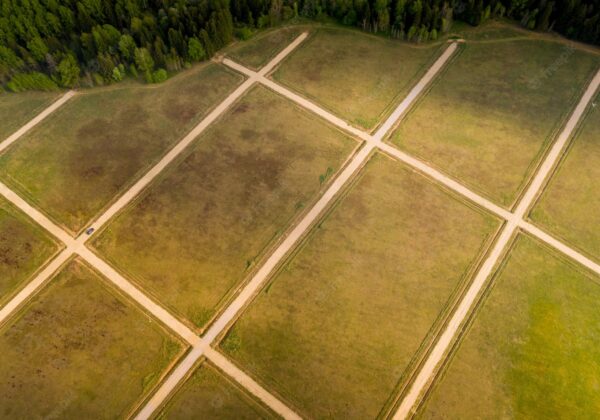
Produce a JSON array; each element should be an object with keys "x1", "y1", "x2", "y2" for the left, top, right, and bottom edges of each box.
[
  {"x1": 0, "y1": 90, "x2": 75, "y2": 153},
  {"x1": 393, "y1": 67, "x2": 600, "y2": 419}
]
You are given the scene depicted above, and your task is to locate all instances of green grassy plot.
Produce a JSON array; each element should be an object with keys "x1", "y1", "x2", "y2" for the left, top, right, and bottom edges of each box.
[
  {"x1": 220, "y1": 153, "x2": 499, "y2": 418},
  {"x1": 0, "y1": 258, "x2": 183, "y2": 418},
  {"x1": 0, "y1": 196, "x2": 60, "y2": 305},
  {"x1": 0, "y1": 91, "x2": 60, "y2": 141},
  {"x1": 273, "y1": 28, "x2": 442, "y2": 130},
  {"x1": 159, "y1": 361, "x2": 274, "y2": 419},
  {"x1": 530, "y1": 93, "x2": 600, "y2": 262},
  {"x1": 392, "y1": 39, "x2": 599, "y2": 207},
  {"x1": 92, "y1": 85, "x2": 357, "y2": 331},
  {"x1": 419, "y1": 234, "x2": 600, "y2": 418},
  {"x1": 228, "y1": 26, "x2": 304, "y2": 70},
  {"x1": 0, "y1": 63, "x2": 243, "y2": 234}
]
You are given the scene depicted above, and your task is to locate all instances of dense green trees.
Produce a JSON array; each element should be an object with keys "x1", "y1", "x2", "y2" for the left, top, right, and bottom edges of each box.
[
  {"x1": 0, "y1": 0, "x2": 598, "y2": 92},
  {"x1": 0, "y1": 0, "x2": 236, "y2": 90}
]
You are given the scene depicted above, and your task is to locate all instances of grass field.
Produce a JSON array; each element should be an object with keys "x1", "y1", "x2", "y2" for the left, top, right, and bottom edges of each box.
[
  {"x1": 0, "y1": 258, "x2": 183, "y2": 418},
  {"x1": 92, "y1": 85, "x2": 357, "y2": 330},
  {"x1": 391, "y1": 40, "x2": 599, "y2": 207},
  {"x1": 0, "y1": 64, "x2": 243, "y2": 234},
  {"x1": 0, "y1": 196, "x2": 60, "y2": 305},
  {"x1": 228, "y1": 26, "x2": 304, "y2": 70},
  {"x1": 448, "y1": 20, "x2": 527, "y2": 41},
  {"x1": 0, "y1": 91, "x2": 60, "y2": 141},
  {"x1": 159, "y1": 361, "x2": 273, "y2": 419},
  {"x1": 530, "y1": 93, "x2": 600, "y2": 262},
  {"x1": 272, "y1": 28, "x2": 442, "y2": 130},
  {"x1": 220, "y1": 153, "x2": 499, "y2": 418},
  {"x1": 419, "y1": 234, "x2": 600, "y2": 418}
]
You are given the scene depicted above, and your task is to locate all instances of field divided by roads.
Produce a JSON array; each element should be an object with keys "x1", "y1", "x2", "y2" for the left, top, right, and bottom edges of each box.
[{"x1": 0, "y1": 20, "x2": 599, "y2": 419}]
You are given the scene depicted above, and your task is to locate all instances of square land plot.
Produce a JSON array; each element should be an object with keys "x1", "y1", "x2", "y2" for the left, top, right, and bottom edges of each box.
[
  {"x1": 530, "y1": 93, "x2": 600, "y2": 263},
  {"x1": 419, "y1": 234, "x2": 600, "y2": 418},
  {"x1": 0, "y1": 195, "x2": 60, "y2": 306},
  {"x1": 92, "y1": 85, "x2": 358, "y2": 331},
  {"x1": 0, "y1": 258, "x2": 184, "y2": 418},
  {"x1": 272, "y1": 28, "x2": 443, "y2": 130},
  {"x1": 0, "y1": 64, "x2": 243, "y2": 234},
  {"x1": 391, "y1": 40, "x2": 599, "y2": 207},
  {"x1": 220, "y1": 152, "x2": 500, "y2": 418},
  {"x1": 159, "y1": 361, "x2": 275, "y2": 419}
]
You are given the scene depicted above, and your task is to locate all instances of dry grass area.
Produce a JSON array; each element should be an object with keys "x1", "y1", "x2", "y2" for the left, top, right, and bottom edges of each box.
[
  {"x1": 419, "y1": 234, "x2": 600, "y2": 418},
  {"x1": 227, "y1": 26, "x2": 304, "y2": 69},
  {"x1": 272, "y1": 27, "x2": 442, "y2": 130},
  {"x1": 159, "y1": 361, "x2": 274, "y2": 419},
  {"x1": 0, "y1": 64, "x2": 243, "y2": 234},
  {"x1": 92, "y1": 85, "x2": 357, "y2": 331},
  {"x1": 220, "y1": 153, "x2": 499, "y2": 418},
  {"x1": 391, "y1": 40, "x2": 599, "y2": 207},
  {"x1": 0, "y1": 258, "x2": 183, "y2": 418},
  {"x1": 530, "y1": 93, "x2": 600, "y2": 262},
  {"x1": 0, "y1": 195, "x2": 60, "y2": 306},
  {"x1": 0, "y1": 91, "x2": 60, "y2": 141}
]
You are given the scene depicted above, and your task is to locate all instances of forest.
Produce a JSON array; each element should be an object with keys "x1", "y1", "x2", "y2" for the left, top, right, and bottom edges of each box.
[{"x1": 0, "y1": 0, "x2": 598, "y2": 91}]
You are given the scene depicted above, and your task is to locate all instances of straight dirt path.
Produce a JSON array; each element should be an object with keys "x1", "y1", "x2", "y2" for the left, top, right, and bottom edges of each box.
[
  {"x1": 0, "y1": 90, "x2": 75, "y2": 153},
  {"x1": 393, "y1": 67, "x2": 600, "y2": 419}
]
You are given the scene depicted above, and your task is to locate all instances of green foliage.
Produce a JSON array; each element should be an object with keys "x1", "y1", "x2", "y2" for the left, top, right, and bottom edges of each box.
[
  {"x1": 187, "y1": 38, "x2": 206, "y2": 62},
  {"x1": 26, "y1": 37, "x2": 49, "y2": 62},
  {"x1": 235, "y1": 27, "x2": 254, "y2": 40},
  {"x1": 0, "y1": 0, "x2": 597, "y2": 91},
  {"x1": 134, "y1": 47, "x2": 154, "y2": 82},
  {"x1": 152, "y1": 68, "x2": 168, "y2": 83},
  {"x1": 56, "y1": 55, "x2": 80, "y2": 88},
  {"x1": 111, "y1": 66, "x2": 123, "y2": 82},
  {"x1": 118, "y1": 34, "x2": 136, "y2": 61},
  {"x1": 7, "y1": 72, "x2": 58, "y2": 92}
]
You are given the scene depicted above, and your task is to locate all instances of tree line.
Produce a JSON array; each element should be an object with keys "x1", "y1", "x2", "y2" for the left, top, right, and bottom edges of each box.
[{"x1": 0, "y1": 0, "x2": 598, "y2": 92}]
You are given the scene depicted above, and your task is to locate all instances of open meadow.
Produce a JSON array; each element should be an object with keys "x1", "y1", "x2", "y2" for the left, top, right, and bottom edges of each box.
[
  {"x1": 91, "y1": 85, "x2": 357, "y2": 331},
  {"x1": 220, "y1": 153, "x2": 499, "y2": 418},
  {"x1": 530, "y1": 92, "x2": 600, "y2": 262},
  {"x1": 0, "y1": 258, "x2": 183, "y2": 418},
  {"x1": 0, "y1": 64, "x2": 243, "y2": 234},
  {"x1": 418, "y1": 234, "x2": 600, "y2": 418},
  {"x1": 272, "y1": 28, "x2": 443, "y2": 130},
  {"x1": 391, "y1": 39, "x2": 599, "y2": 207}
]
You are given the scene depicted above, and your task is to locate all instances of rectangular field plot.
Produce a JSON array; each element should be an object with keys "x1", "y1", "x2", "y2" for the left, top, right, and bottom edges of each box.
[
  {"x1": 0, "y1": 196, "x2": 60, "y2": 306},
  {"x1": 530, "y1": 93, "x2": 600, "y2": 262},
  {"x1": 227, "y1": 26, "x2": 304, "y2": 70},
  {"x1": 160, "y1": 361, "x2": 274, "y2": 419},
  {"x1": 272, "y1": 28, "x2": 442, "y2": 130},
  {"x1": 419, "y1": 234, "x2": 600, "y2": 418},
  {"x1": 391, "y1": 40, "x2": 599, "y2": 207},
  {"x1": 92, "y1": 85, "x2": 357, "y2": 330},
  {"x1": 220, "y1": 153, "x2": 500, "y2": 418},
  {"x1": 0, "y1": 64, "x2": 243, "y2": 234},
  {"x1": 0, "y1": 258, "x2": 183, "y2": 418},
  {"x1": 0, "y1": 91, "x2": 60, "y2": 141}
]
